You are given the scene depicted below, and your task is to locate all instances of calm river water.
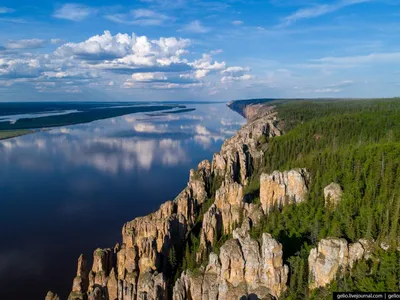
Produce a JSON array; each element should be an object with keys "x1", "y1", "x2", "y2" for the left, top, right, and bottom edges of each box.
[{"x1": 0, "y1": 102, "x2": 244, "y2": 299}]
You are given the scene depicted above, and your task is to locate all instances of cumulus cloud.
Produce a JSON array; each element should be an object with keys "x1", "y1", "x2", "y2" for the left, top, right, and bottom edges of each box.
[
  {"x1": 5, "y1": 39, "x2": 47, "y2": 50},
  {"x1": 0, "y1": 58, "x2": 42, "y2": 79},
  {"x1": 190, "y1": 54, "x2": 226, "y2": 79},
  {"x1": 55, "y1": 31, "x2": 191, "y2": 65},
  {"x1": 105, "y1": 9, "x2": 172, "y2": 26},
  {"x1": 0, "y1": 30, "x2": 252, "y2": 94},
  {"x1": 53, "y1": 3, "x2": 97, "y2": 21},
  {"x1": 181, "y1": 20, "x2": 210, "y2": 33}
]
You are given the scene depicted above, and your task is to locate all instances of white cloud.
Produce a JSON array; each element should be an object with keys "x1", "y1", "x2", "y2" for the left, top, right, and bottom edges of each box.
[
  {"x1": 50, "y1": 39, "x2": 66, "y2": 45},
  {"x1": 195, "y1": 69, "x2": 209, "y2": 78},
  {"x1": 0, "y1": 7, "x2": 14, "y2": 14},
  {"x1": 131, "y1": 72, "x2": 167, "y2": 82},
  {"x1": 328, "y1": 80, "x2": 354, "y2": 87},
  {"x1": 282, "y1": 0, "x2": 372, "y2": 26},
  {"x1": 220, "y1": 66, "x2": 253, "y2": 83},
  {"x1": 5, "y1": 39, "x2": 46, "y2": 49},
  {"x1": 53, "y1": 4, "x2": 97, "y2": 21},
  {"x1": 221, "y1": 66, "x2": 250, "y2": 76},
  {"x1": 0, "y1": 30, "x2": 250, "y2": 94},
  {"x1": 181, "y1": 20, "x2": 210, "y2": 33},
  {"x1": 221, "y1": 74, "x2": 253, "y2": 83},
  {"x1": 311, "y1": 52, "x2": 400, "y2": 65},
  {"x1": 195, "y1": 124, "x2": 211, "y2": 135},
  {"x1": 56, "y1": 31, "x2": 191, "y2": 67},
  {"x1": 232, "y1": 20, "x2": 243, "y2": 25},
  {"x1": 0, "y1": 58, "x2": 42, "y2": 79},
  {"x1": 105, "y1": 9, "x2": 172, "y2": 26},
  {"x1": 55, "y1": 31, "x2": 132, "y2": 59},
  {"x1": 190, "y1": 54, "x2": 226, "y2": 78},
  {"x1": 133, "y1": 122, "x2": 168, "y2": 133},
  {"x1": 313, "y1": 88, "x2": 342, "y2": 93},
  {"x1": 210, "y1": 49, "x2": 223, "y2": 55},
  {"x1": 192, "y1": 54, "x2": 226, "y2": 71}
]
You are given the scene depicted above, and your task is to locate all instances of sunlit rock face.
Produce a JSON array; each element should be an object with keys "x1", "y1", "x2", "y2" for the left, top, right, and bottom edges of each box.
[
  {"x1": 70, "y1": 255, "x2": 89, "y2": 296},
  {"x1": 260, "y1": 169, "x2": 310, "y2": 214},
  {"x1": 197, "y1": 109, "x2": 283, "y2": 259},
  {"x1": 45, "y1": 291, "x2": 60, "y2": 300},
  {"x1": 324, "y1": 182, "x2": 343, "y2": 208},
  {"x1": 173, "y1": 222, "x2": 288, "y2": 300},
  {"x1": 212, "y1": 109, "x2": 281, "y2": 186},
  {"x1": 308, "y1": 238, "x2": 372, "y2": 289}
]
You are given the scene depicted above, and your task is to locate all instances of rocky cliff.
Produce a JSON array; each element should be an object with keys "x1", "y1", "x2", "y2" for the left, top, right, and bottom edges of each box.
[
  {"x1": 173, "y1": 220, "x2": 288, "y2": 300},
  {"x1": 53, "y1": 103, "x2": 283, "y2": 300}
]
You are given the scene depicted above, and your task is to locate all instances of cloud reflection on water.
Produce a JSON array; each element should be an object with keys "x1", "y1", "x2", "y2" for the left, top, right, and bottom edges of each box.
[{"x1": 0, "y1": 104, "x2": 244, "y2": 174}]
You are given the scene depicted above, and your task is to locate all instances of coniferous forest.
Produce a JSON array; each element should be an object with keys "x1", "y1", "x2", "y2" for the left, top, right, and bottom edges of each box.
[{"x1": 249, "y1": 99, "x2": 400, "y2": 299}]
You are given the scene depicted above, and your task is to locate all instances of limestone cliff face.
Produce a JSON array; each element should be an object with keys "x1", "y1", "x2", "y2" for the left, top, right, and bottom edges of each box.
[
  {"x1": 197, "y1": 110, "x2": 283, "y2": 259},
  {"x1": 260, "y1": 169, "x2": 309, "y2": 214},
  {"x1": 308, "y1": 238, "x2": 373, "y2": 290},
  {"x1": 173, "y1": 221, "x2": 288, "y2": 300},
  {"x1": 212, "y1": 108, "x2": 281, "y2": 186},
  {"x1": 60, "y1": 104, "x2": 282, "y2": 300}
]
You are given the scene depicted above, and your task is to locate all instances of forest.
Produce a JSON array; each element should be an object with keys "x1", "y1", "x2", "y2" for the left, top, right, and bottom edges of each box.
[{"x1": 249, "y1": 99, "x2": 400, "y2": 298}]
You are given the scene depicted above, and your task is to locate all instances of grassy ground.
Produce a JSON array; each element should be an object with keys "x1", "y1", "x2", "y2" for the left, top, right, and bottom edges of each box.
[{"x1": 0, "y1": 129, "x2": 35, "y2": 140}]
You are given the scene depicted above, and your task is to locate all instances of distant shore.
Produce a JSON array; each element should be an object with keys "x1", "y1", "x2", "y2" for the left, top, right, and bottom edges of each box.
[{"x1": 0, "y1": 129, "x2": 36, "y2": 141}]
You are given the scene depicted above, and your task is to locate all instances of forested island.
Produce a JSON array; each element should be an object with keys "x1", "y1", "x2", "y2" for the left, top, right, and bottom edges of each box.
[{"x1": 46, "y1": 99, "x2": 400, "y2": 300}]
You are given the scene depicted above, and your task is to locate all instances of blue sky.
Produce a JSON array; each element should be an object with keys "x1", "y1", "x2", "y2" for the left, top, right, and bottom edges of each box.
[{"x1": 0, "y1": 0, "x2": 399, "y2": 101}]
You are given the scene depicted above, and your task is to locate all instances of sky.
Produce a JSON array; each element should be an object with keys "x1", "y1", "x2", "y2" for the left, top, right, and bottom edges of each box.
[{"x1": 0, "y1": 0, "x2": 399, "y2": 101}]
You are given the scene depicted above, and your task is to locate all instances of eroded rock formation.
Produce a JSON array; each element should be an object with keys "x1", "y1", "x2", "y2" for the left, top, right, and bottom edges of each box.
[
  {"x1": 260, "y1": 169, "x2": 310, "y2": 214},
  {"x1": 45, "y1": 291, "x2": 60, "y2": 300},
  {"x1": 173, "y1": 221, "x2": 288, "y2": 300},
  {"x1": 308, "y1": 238, "x2": 373, "y2": 289}
]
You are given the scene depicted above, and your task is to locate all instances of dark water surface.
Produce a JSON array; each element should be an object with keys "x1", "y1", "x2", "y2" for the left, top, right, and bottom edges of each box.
[{"x1": 0, "y1": 103, "x2": 244, "y2": 300}]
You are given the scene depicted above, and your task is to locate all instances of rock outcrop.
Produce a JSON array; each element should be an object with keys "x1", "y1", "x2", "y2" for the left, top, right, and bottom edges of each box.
[
  {"x1": 173, "y1": 222, "x2": 288, "y2": 300},
  {"x1": 324, "y1": 182, "x2": 343, "y2": 208},
  {"x1": 45, "y1": 291, "x2": 60, "y2": 300},
  {"x1": 308, "y1": 238, "x2": 372, "y2": 289},
  {"x1": 70, "y1": 254, "x2": 89, "y2": 298},
  {"x1": 260, "y1": 169, "x2": 309, "y2": 214}
]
